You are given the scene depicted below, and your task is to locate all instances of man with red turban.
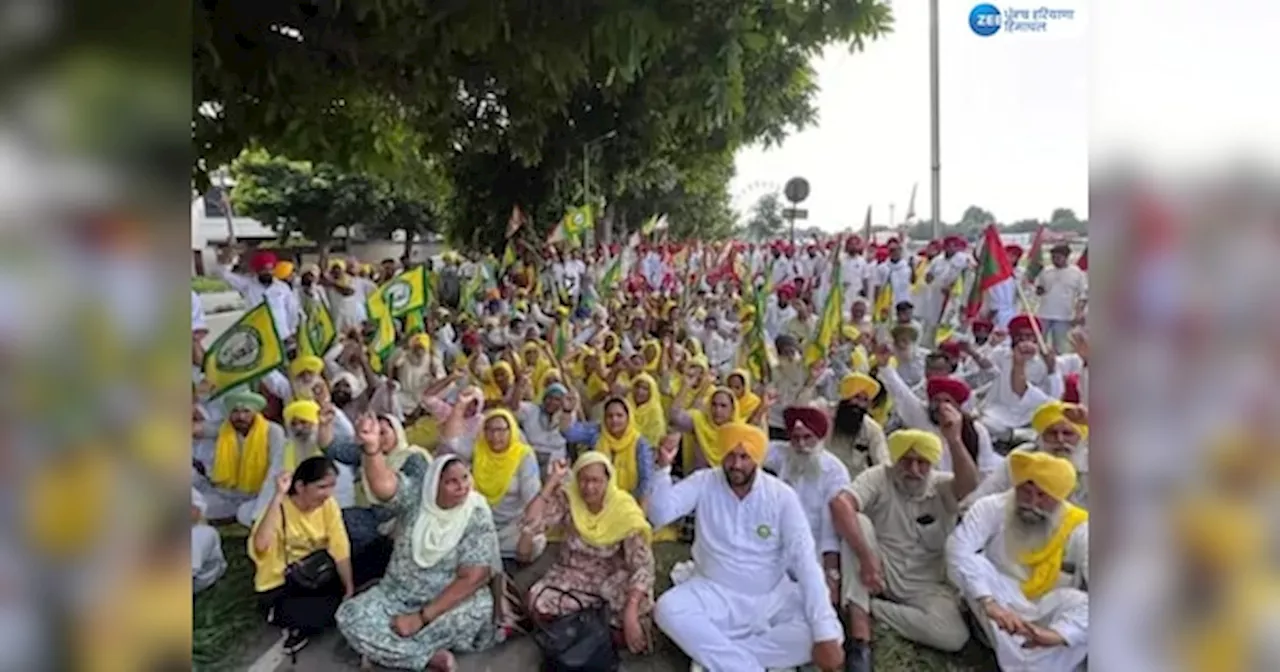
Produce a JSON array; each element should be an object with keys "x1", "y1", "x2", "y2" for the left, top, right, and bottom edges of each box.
[
  {"x1": 212, "y1": 246, "x2": 300, "y2": 342},
  {"x1": 760, "y1": 406, "x2": 853, "y2": 608},
  {"x1": 648, "y1": 425, "x2": 846, "y2": 671},
  {"x1": 977, "y1": 313, "x2": 1065, "y2": 437}
]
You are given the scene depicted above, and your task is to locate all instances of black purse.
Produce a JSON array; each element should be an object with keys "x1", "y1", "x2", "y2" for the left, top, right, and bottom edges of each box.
[
  {"x1": 530, "y1": 586, "x2": 619, "y2": 672},
  {"x1": 280, "y1": 503, "x2": 337, "y2": 591}
]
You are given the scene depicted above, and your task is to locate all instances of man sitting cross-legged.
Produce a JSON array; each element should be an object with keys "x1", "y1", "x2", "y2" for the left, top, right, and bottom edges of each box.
[
  {"x1": 647, "y1": 423, "x2": 845, "y2": 672},
  {"x1": 829, "y1": 399, "x2": 980, "y2": 672},
  {"x1": 946, "y1": 451, "x2": 1088, "y2": 672}
]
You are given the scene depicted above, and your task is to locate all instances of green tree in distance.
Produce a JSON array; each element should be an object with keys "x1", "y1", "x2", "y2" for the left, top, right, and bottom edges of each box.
[
  {"x1": 744, "y1": 192, "x2": 786, "y2": 241},
  {"x1": 229, "y1": 150, "x2": 390, "y2": 256}
]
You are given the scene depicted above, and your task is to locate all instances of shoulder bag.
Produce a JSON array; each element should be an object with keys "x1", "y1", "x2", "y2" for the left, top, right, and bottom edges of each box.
[{"x1": 530, "y1": 586, "x2": 619, "y2": 672}]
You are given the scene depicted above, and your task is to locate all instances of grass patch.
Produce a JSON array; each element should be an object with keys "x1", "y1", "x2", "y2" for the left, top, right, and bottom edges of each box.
[
  {"x1": 193, "y1": 276, "x2": 232, "y2": 294},
  {"x1": 193, "y1": 526, "x2": 260, "y2": 672}
]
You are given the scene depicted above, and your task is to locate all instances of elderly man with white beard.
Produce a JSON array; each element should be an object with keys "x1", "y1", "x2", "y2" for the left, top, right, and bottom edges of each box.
[
  {"x1": 829, "y1": 404, "x2": 980, "y2": 672},
  {"x1": 962, "y1": 401, "x2": 1089, "y2": 511},
  {"x1": 240, "y1": 399, "x2": 358, "y2": 527},
  {"x1": 946, "y1": 451, "x2": 1088, "y2": 672},
  {"x1": 763, "y1": 406, "x2": 853, "y2": 605}
]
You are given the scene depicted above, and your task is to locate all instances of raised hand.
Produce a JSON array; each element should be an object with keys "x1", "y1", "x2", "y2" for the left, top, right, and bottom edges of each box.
[
  {"x1": 656, "y1": 434, "x2": 681, "y2": 468},
  {"x1": 937, "y1": 401, "x2": 964, "y2": 437},
  {"x1": 355, "y1": 414, "x2": 380, "y2": 447},
  {"x1": 546, "y1": 458, "x2": 570, "y2": 485},
  {"x1": 274, "y1": 471, "x2": 293, "y2": 495}
]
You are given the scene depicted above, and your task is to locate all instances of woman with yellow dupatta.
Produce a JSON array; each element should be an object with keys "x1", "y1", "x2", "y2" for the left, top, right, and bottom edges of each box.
[
  {"x1": 667, "y1": 386, "x2": 742, "y2": 474},
  {"x1": 520, "y1": 452, "x2": 656, "y2": 655},
  {"x1": 725, "y1": 368, "x2": 767, "y2": 426},
  {"x1": 559, "y1": 397, "x2": 654, "y2": 503},
  {"x1": 438, "y1": 407, "x2": 544, "y2": 562}
]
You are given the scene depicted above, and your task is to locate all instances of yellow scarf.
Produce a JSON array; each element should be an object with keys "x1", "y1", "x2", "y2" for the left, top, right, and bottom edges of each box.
[
  {"x1": 536, "y1": 368, "x2": 562, "y2": 399},
  {"x1": 687, "y1": 387, "x2": 738, "y2": 469},
  {"x1": 482, "y1": 361, "x2": 513, "y2": 402},
  {"x1": 472, "y1": 409, "x2": 532, "y2": 507},
  {"x1": 594, "y1": 403, "x2": 643, "y2": 494},
  {"x1": 1019, "y1": 503, "x2": 1089, "y2": 600},
  {"x1": 630, "y1": 374, "x2": 668, "y2": 447},
  {"x1": 566, "y1": 452, "x2": 652, "y2": 547},
  {"x1": 728, "y1": 368, "x2": 762, "y2": 422},
  {"x1": 211, "y1": 415, "x2": 271, "y2": 494},
  {"x1": 641, "y1": 340, "x2": 663, "y2": 373}
]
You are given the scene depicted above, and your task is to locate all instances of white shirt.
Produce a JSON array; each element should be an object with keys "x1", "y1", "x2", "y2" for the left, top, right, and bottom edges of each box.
[
  {"x1": 765, "y1": 443, "x2": 851, "y2": 554},
  {"x1": 877, "y1": 258, "x2": 914, "y2": 308},
  {"x1": 840, "y1": 256, "x2": 867, "y2": 298},
  {"x1": 191, "y1": 290, "x2": 207, "y2": 333},
  {"x1": 981, "y1": 346, "x2": 1065, "y2": 431},
  {"x1": 878, "y1": 367, "x2": 1004, "y2": 479},
  {"x1": 215, "y1": 265, "x2": 299, "y2": 339},
  {"x1": 646, "y1": 466, "x2": 844, "y2": 643},
  {"x1": 1036, "y1": 265, "x2": 1088, "y2": 321}
]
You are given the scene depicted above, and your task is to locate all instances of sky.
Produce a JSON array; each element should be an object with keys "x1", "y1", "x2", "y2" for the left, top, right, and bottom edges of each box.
[{"x1": 730, "y1": 0, "x2": 1088, "y2": 231}]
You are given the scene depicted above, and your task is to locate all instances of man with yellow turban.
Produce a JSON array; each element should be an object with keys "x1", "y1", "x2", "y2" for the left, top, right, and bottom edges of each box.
[
  {"x1": 192, "y1": 389, "x2": 288, "y2": 526},
  {"x1": 962, "y1": 400, "x2": 1089, "y2": 511},
  {"x1": 827, "y1": 372, "x2": 890, "y2": 479},
  {"x1": 648, "y1": 423, "x2": 846, "y2": 672},
  {"x1": 829, "y1": 425, "x2": 981, "y2": 671},
  {"x1": 242, "y1": 398, "x2": 359, "y2": 527},
  {"x1": 947, "y1": 451, "x2": 1088, "y2": 672}
]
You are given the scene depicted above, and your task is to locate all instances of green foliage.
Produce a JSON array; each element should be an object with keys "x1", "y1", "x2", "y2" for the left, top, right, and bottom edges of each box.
[
  {"x1": 229, "y1": 149, "x2": 391, "y2": 248},
  {"x1": 906, "y1": 205, "x2": 1088, "y2": 240},
  {"x1": 744, "y1": 192, "x2": 787, "y2": 241},
  {"x1": 191, "y1": 276, "x2": 231, "y2": 294},
  {"x1": 196, "y1": 0, "x2": 897, "y2": 245}
]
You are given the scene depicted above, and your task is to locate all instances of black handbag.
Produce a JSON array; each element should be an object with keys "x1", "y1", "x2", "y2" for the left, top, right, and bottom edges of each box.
[
  {"x1": 280, "y1": 503, "x2": 337, "y2": 591},
  {"x1": 530, "y1": 586, "x2": 619, "y2": 672}
]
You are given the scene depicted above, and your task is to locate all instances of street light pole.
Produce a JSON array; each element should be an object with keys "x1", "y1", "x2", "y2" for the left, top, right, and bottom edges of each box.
[{"x1": 929, "y1": 0, "x2": 942, "y2": 239}]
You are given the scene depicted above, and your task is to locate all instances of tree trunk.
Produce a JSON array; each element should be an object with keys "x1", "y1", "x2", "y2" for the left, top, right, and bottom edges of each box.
[
  {"x1": 401, "y1": 228, "x2": 416, "y2": 267},
  {"x1": 318, "y1": 239, "x2": 331, "y2": 269}
]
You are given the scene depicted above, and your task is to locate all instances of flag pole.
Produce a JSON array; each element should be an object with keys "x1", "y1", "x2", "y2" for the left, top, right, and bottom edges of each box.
[
  {"x1": 1012, "y1": 281, "x2": 1051, "y2": 354},
  {"x1": 929, "y1": 0, "x2": 942, "y2": 240}
]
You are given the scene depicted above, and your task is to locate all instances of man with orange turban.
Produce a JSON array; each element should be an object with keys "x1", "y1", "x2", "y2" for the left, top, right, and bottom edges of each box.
[
  {"x1": 828, "y1": 425, "x2": 981, "y2": 670},
  {"x1": 947, "y1": 451, "x2": 1088, "y2": 672},
  {"x1": 963, "y1": 400, "x2": 1089, "y2": 511},
  {"x1": 647, "y1": 424, "x2": 845, "y2": 672}
]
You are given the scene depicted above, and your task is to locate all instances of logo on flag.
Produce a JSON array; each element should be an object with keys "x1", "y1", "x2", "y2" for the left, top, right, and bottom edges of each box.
[
  {"x1": 215, "y1": 325, "x2": 265, "y2": 372},
  {"x1": 384, "y1": 280, "x2": 414, "y2": 314},
  {"x1": 202, "y1": 302, "x2": 285, "y2": 398}
]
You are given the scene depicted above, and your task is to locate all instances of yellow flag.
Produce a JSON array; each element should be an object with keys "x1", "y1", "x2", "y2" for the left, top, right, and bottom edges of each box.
[
  {"x1": 379, "y1": 266, "x2": 426, "y2": 318},
  {"x1": 366, "y1": 288, "x2": 397, "y2": 369},
  {"x1": 201, "y1": 303, "x2": 285, "y2": 398},
  {"x1": 301, "y1": 299, "x2": 336, "y2": 358}
]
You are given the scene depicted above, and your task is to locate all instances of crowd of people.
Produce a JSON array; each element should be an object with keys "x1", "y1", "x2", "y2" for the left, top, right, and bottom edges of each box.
[{"x1": 190, "y1": 230, "x2": 1089, "y2": 672}]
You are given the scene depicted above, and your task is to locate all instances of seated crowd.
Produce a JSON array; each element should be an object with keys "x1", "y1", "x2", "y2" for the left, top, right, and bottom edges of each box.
[{"x1": 192, "y1": 246, "x2": 1089, "y2": 672}]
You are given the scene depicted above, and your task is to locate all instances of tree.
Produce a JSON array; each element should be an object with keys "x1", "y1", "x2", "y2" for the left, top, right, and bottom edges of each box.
[
  {"x1": 197, "y1": 0, "x2": 895, "y2": 242},
  {"x1": 744, "y1": 193, "x2": 786, "y2": 241},
  {"x1": 1048, "y1": 207, "x2": 1086, "y2": 233},
  {"x1": 229, "y1": 149, "x2": 391, "y2": 255},
  {"x1": 957, "y1": 205, "x2": 995, "y2": 234}
]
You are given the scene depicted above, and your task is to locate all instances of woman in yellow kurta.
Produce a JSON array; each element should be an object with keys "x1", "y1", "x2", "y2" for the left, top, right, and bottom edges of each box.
[{"x1": 247, "y1": 456, "x2": 356, "y2": 654}]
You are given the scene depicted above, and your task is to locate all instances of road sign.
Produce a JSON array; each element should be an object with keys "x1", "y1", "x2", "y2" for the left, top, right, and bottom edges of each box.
[
  {"x1": 784, "y1": 177, "x2": 810, "y2": 203},
  {"x1": 782, "y1": 208, "x2": 808, "y2": 219}
]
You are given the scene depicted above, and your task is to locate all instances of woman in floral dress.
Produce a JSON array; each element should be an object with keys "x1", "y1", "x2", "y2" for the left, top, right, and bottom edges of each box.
[
  {"x1": 519, "y1": 451, "x2": 656, "y2": 655},
  {"x1": 336, "y1": 415, "x2": 504, "y2": 671}
]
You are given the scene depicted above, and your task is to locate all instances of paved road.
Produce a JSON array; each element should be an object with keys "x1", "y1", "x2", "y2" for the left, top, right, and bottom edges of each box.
[{"x1": 240, "y1": 547, "x2": 690, "y2": 672}]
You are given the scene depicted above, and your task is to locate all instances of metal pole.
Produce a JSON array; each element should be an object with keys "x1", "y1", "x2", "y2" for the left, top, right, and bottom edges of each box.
[
  {"x1": 583, "y1": 147, "x2": 589, "y2": 208},
  {"x1": 788, "y1": 208, "x2": 795, "y2": 244},
  {"x1": 929, "y1": 0, "x2": 942, "y2": 239}
]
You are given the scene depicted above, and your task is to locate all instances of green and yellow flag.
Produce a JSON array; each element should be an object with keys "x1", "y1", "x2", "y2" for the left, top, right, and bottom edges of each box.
[
  {"x1": 378, "y1": 266, "x2": 427, "y2": 318},
  {"x1": 202, "y1": 303, "x2": 285, "y2": 398},
  {"x1": 300, "y1": 299, "x2": 336, "y2": 358},
  {"x1": 804, "y1": 246, "x2": 843, "y2": 366},
  {"x1": 366, "y1": 288, "x2": 397, "y2": 373}
]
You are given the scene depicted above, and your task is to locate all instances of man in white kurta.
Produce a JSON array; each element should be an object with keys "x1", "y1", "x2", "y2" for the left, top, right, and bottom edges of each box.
[
  {"x1": 946, "y1": 452, "x2": 1089, "y2": 672},
  {"x1": 648, "y1": 424, "x2": 845, "y2": 672},
  {"x1": 976, "y1": 315, "x2": 1065, "y2": 436},
  {"x1": 831, "y1": 423, "x2": 980, "y2": 669},
  {"x1": 764, "y1": 406, "x2": 851, "y2": 592}
]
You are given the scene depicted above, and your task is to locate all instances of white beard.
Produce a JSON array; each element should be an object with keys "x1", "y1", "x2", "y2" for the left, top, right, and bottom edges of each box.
[
  {"x1": 1002, "y1": 491, "x2": 1065, "y2": 559},
  {"x1": 784, "y1": 448, "x2": 823, "y2": 485}
]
